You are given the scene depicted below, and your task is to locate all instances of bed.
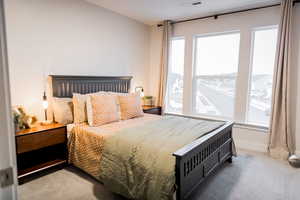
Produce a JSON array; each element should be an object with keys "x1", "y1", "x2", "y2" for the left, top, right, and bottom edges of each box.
[{"x1": 48, "y1": 75, "x2": 234, "y2": 200}]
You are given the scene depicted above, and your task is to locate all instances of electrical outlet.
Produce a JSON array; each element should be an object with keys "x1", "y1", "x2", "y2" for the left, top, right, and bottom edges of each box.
[{"x1": 0, "y1": 167, "x2": 13, "y2": 188}]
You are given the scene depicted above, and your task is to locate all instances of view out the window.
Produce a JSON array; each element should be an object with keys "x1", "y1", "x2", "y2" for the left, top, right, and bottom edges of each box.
[
  {"x1": 247, "y1": 28, "x2": 278, "y2": 126},
  {"x1": 165, "y1": 38, "x2": 185, "y2": 113},
  {"x1": 193, "y1": 32, "x2": 240, "y2": 118}
]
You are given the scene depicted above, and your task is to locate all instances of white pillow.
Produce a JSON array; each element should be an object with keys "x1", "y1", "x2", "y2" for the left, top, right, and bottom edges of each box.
[{"x1": 52, "y1": 97, "x2": 73, "y2": 125}]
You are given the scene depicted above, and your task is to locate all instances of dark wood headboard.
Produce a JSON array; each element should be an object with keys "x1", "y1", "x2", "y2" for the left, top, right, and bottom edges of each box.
[{"x1": 49, "y1": 75, "x2": 132, "y2": 98}]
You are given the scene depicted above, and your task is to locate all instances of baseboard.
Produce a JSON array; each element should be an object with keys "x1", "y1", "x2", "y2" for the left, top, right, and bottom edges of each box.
[
  {"x1": 233, "y1": 124, "x2": 269, "y2": 154},
  {"x1": 235, "y1": 140, "x2": 300, "y2": 156},
  {"x1": 234, "y1": 139, "x2": 268, "y2": 153}
]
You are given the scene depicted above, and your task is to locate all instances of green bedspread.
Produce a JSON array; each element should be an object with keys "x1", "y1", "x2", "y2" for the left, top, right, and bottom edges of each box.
[{"x1": 99, "y1": 116, "x2": 225, "y2": 200}]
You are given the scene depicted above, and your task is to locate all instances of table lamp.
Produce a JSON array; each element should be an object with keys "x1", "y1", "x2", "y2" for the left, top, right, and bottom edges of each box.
[{"x1": 41, "y1": 92, "x2": 51, "y2": 125}]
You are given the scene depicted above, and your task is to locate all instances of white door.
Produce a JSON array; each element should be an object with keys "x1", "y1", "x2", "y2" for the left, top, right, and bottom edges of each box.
[{"x1": 0, "y1": 0, "x2": 18, "y2": 199}]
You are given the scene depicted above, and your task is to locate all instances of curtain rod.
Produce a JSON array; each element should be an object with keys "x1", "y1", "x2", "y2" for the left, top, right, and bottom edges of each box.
[{"x1": 157, "y1": 0, "x2": 300, "y2": 27}]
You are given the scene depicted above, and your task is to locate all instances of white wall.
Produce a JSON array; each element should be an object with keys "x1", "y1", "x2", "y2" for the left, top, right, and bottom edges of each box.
[
  {"x1": 5, "y1": 0, "x2": 150, "y2": 120},
  {"x1": 149, "y1": 6, "x2": 300, "y2": 154}
]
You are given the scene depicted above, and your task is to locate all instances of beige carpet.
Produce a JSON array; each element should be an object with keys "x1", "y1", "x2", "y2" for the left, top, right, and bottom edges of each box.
[{"x1": 19, "y1": 151, "x2": 300, "y2": 200}]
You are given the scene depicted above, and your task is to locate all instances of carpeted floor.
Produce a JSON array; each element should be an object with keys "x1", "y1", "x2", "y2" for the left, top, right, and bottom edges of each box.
[{"x1": 19, "y1": 150, "x2": 300, "y2": 200}]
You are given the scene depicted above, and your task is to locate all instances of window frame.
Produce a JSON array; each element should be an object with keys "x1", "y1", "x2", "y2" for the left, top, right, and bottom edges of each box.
[
  {"x1": 165, "y1": 36, "x2": 186, "y2": 114},
  {"x1": 165, "y1": 26, "x2": 279, "y2": 129},
  {"x1": 245, "y1": 25, "x2": 278, "y2": 127},
  {"x1": 191, "y1": 30, "x2": 241, "y2": 121}
]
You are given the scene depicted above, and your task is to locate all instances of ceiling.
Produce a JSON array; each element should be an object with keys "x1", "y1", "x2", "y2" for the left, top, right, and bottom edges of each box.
[{"x1": 86, "y1": 0, "x2": 281, "y2": 25}]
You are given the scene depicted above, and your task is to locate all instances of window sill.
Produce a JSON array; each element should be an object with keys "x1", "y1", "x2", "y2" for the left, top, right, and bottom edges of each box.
[
  {"x1": 165, "y1": 112, "x2": 227, "y2": 122},
  {"x1": 234, "y1": 123, "x2": 269, "y2": 133},
  {"x1": 165, "y1": 112, "x2": 269, "y2": 133}
]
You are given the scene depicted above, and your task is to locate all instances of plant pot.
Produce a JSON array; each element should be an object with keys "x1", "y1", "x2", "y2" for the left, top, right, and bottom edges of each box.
[{"x1": 143, "y1": 97, "x2": 153, "y2": 106}]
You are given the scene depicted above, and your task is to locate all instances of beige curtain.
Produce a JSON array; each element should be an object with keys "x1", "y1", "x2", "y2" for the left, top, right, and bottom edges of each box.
[
  {"x1": 157, "y1": 20, "x2": 173, "y2": 111},
  {"x1": 268, "y1": 0, "x2": 294, "y2": 160}
]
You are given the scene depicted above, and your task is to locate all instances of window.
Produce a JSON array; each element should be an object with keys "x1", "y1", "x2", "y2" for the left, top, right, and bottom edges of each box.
[
  {"x1": 193, "y1": 32, "x2": 240, "y2": 119},
  {"x1": 165, "y1": 38, "x2": 185, "y2": 113},
  {"x1": 164, "y1": 26, "x2": 279, "y2": 127},
  {"x1": 247, "y1": 27, "x2": 278, "y2": 126}
]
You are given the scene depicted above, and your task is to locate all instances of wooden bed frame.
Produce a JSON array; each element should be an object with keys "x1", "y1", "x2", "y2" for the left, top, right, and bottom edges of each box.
[{"x1": 49, "y1": 75, "x2": 234, "y2": 200}]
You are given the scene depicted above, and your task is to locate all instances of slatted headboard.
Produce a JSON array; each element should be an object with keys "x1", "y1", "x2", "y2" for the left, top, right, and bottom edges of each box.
[{"x1": 49, "y1": 75, "x2": 132, "y2": 98}]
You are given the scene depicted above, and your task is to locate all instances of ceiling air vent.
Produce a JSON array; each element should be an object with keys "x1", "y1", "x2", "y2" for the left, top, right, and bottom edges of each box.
[{"x1": 192, "y1": 1, "x2": 202, "y2": 6}]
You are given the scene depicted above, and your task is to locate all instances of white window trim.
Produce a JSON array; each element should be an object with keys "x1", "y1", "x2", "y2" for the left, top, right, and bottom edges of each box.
[
  {"x1": 166, "y1": 25, "x2": 279, "y2": 129},
  {"x1": 165, "y1": 112, "x2": 269, "y2": 132},
  {"x1": 234, "y1": 122, "x2": 269, "y2": 133},
  {"x1": 193, "y1": 29, "x2": 241, "y2": 39},
  {"x1": 182, "y1": 35, "x2": 194, "y2": 115},
  {"x1": 165, "y1": 37, "x2": 185, "y2": 114},
  {"x1": 191, "y1": 30, "x2": 241, "y2": 120}
]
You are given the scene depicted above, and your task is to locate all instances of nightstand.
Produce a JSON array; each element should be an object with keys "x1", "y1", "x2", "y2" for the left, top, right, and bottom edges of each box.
[
  {"x1": 142, "y1": 105, "x2": 162, "y2": 115},
  {"x1": 15, "y1": 123, "x2": 67, "y2": 182}
]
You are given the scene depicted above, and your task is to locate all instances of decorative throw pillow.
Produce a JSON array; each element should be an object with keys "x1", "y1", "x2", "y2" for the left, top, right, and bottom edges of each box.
[
  {"x1": 86, "y1": 93, "x2": 111, "y2": 126},
  {"x1": 73, "y1": 92, "x2": 107, "y2": 124},
  {"x1": 108, "y1": 92, "x2": 140, "y2": 117},
  {"x1": 109, "y1": 92, "x2": 128, "y2": 117},
  {"x1": 73, "y1": 93, "x2": 88, "y2": 124},
  {"x1": 52, "y1": 98, "x2": 73, "y2": 125},
  {"x1": 89, "y1": 95, "x2": 119, "y2": 126},
  {"x1": 118, "y1": 94, "x2": 144, "y2": 120}
]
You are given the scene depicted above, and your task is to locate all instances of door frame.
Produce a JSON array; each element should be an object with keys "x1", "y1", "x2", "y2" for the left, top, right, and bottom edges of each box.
[{"x1": 0, "y1": 0, "x2": 18, "y2": 199}]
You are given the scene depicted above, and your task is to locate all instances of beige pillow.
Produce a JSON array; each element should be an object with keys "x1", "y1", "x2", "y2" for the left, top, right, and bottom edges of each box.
[
  {"x1": 52, "y1": 98, "x2": 73, "y2": 125},
  {"x1": 73, "y1": 93, "x2": 88, "y2": 124},
  {"x1": 73, "y1": 92, "x2": 107, "y2": 124},
  {"x1": 89, "y1": 95, "x2": 119, "y2": 126},
  {"x1": 118, "y1": 94, "x2": 144, "y2": 120},
  {"x1": 108, "y1": 92, "x2": 139, "y2": 115},
  {"x1": 108, "y1": 92, "x2": 130, "y2": 104},
  {"x1": 86, "y1": 93, "x2": 111, "y2": 126}
]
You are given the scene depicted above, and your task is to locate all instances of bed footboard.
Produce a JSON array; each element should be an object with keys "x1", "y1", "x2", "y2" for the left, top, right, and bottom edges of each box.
[{"x1": 173, "y1": 122, "x2": 234, "y2": 200}]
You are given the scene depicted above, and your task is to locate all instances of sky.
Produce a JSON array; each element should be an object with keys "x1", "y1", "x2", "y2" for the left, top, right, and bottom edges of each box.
[
  {"x1": 170, "y1": 38, "x2": 185, "y2": 75},
  {"x1": 196, "y1": 32, "x2": 240, "y2": 76},
  {"x1": 251, "y1": 28, "x2": 278, "y2": 75}
]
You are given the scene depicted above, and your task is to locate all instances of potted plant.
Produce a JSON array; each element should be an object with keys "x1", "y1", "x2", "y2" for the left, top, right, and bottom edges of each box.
[{"x1": 143, "y1": 96, "x2": 153, "y2": 106}]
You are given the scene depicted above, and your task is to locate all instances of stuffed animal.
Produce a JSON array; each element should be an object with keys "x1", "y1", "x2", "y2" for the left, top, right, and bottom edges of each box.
[{"x1": 12, "y1": 106, "x2": 37, "y2": 131}]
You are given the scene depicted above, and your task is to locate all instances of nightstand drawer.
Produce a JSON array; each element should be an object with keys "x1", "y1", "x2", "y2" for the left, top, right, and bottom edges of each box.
[{"x1": 17, "y1": 127, "x2": 66, "y2": 154}]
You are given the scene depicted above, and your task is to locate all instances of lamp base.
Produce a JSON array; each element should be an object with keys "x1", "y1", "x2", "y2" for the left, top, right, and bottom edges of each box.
[{"x1": 40, "y1": 120, "x2": 53, "y2": 126}]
